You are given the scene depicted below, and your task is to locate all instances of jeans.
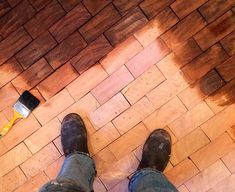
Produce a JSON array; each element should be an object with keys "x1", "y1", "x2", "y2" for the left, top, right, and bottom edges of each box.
[{"x1": 39, "y1": 153, "x2": 178, "y2": 192}]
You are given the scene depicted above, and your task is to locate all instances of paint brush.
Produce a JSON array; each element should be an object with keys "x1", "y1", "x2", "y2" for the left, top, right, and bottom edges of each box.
[{"x1": 0, "y1": 91, "x2": 40, "y2": 138}]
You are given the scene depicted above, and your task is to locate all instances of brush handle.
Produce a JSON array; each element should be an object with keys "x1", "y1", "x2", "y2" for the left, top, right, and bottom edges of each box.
[{"x1": 0, "y1": 110, "x2": 23, "y2": 138}]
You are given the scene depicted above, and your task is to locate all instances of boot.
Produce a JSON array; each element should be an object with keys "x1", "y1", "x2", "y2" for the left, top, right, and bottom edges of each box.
[
  {"x1": 61, "y1": 113, "x2": 89, "y2": 157},
  {"x1": 138, "y1": 129, "x2": 171, "y2": 172}
]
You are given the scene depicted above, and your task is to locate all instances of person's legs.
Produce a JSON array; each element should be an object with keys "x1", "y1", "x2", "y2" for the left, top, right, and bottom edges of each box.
[
  {"x1": 129, "y1": 129, "x2": 178, "y2": 192},
  {"x1": 39, "y1": 114, "x2": 96, "y2": 192}
]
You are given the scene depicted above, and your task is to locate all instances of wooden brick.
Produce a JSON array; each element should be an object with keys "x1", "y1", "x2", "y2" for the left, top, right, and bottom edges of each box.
[
  {"x1": 143, "y1": 97, "x2": 187, "y2": 132},
  {"x1": 93, "y1": 178, "x2": 107, "y2": 192},
  {"x1": 99, "y1": 153, "x2": 138, "y2": 189},
  {"x1": 15, "y1": 31, "x2": 57, "y2": 69},
  {"x1": 147, "y1": 71, "x2": 189, "y2": 109},
  {"x1": 90, "y1": 122, "x2": 120, "y2": 155},
  {"x1": 171, "y1": 0, "x2": 208, "y2": 19},
  {"x1": 185, "y1": 160, "x2": 231, "y2": 192},
  {"x1": 50, "y1": 3, "x2": 91, "y2": 42},
  {"x1": 161, "y1": 11, "x2": 206, "y2": 50},
  {"x1": 0, "y1": 0, "x2": 35, "y2": 38},
  {"x1": 134, "y1": 7, "x2": 179, "y2": 47},
  {"x1": 46, "y1": 32, "x2": 87, "y2": 69},
  {"x1": 90, "y1": 93, "x2": 130, "y2": 128},
  {"x1": 24, "y1": 118, "x2": 61, "y2": 154},
  {"x1": 217, "y1": 55, "x2": 235, "y2": 82},
  {"x1": 29, "y1": 0, "x2": 50, "y2": 11},
  {"x1": 0, "y1": 58, "x2": 23, "y2": 88},
  {"x1": 199, "y1": 0, "x2": 235, "y2": 23},
  {"x1": 37, "y1": 62, "x2": 78, "y2": 100},
  {"x1": 178, "y1": 70, "x2": 225, "y2": 109},
  {"x1": 194, "y1": 11, "x2": 235, "y2": 51},
  {"x1": 0, "y1": 27, "x2": 32, "y2": 65},
  {"x1": 122, "y1": 65, "x2": 165, "y2": 104},
  {"x1": 0, "y1": 0, "x2": 10, "y2": 17},
  {"x1": 79, "y1": 4, "x2": 121, "y2": 43},
  {"x1": 190, "y1": 133, "x2": 235, "y2": 171},
  {"x1": 109, "y1": 123, "x2": 149, "y2": 160},
  {"x1": 7, "y1": 0, "x2": 21, "y2": 7},
  {"x1": 14, "y1": 172, "x2": 49, "y2": 192},
  {"x1": 113, "y1": 0, "x2": 142, "y2": 15},
  {"x1": 126, "y1": 38, "x2": 170, "y2": 78},
  {"x1": 24, "y1": 0, "x2": 65, "y2": 39},
  {"x1": 112, "y1": 97, "x2": 155, "y2": 134},
  {"x1": 91, "y1": 66, "x2": 134, "y2": 104},
  {"x1": 165, "y1": 159, "x2": 199, "y2": 187},
  {"x1": 0, "y1": 143, "x2": 32, "y2": 177},
  {"x1": 170, "y1": 128, "x2": 210, "y2": 165},
  {"x1": 109, "y1": 178, "x2": 129, "y2": 192},
  {"x1": 0, "y1": 167, "x2": 27, "y2": 192},
  {"x1": 178, "y1": 185, "x2": 190, "y2": 192},
  {"x1": 71, "y1": 35, "x2": 112, "y2": 74},
  {"x1": 221, "y1": 30, "x2": 235, "y2": 56},
  {"x1": 58, "y1": 0, "x2": 81, "y2": 12},
  {"x1": 1, "y1": 115, "x2": 41, "y2": 150},
  {"x1": 20, "y1": 143, "x2": 61, "y2": 178},
  {"x1": 169, "y1": 102, "x2": 214, "y2": 139},
  {"x1": 44, "y1": 156, "x2": 64, "y2": 179},
  {"x1": 30, "y1": 88, "x2": 46, "y2": 104},
  {"x1": 67, "y1": 64, "x2": 108, "y2": 101},
  {"x1": 12, "y1": 58, "x2": 53, "y2": 93},
  {"x1": 0, "y1": 83, "x2": 19, "y2": 111},
  {"x1": 57, "y1": 93, "x2": 100, "y2": 122},
  {"x1": 182, "y1": 44, "x2": 228, "y2": 82},
  {"x1": 105, "y1": 7, "x2": 148, "y2": 46},
  {"x1": 156, "y1": 38, "x2": 202, "y2": 78},
  {"x1": 222, "y1": 149, "x2": 235, "y2": 173},
  {"x1": 83, "y1": 0, "x2": 110, "y2": 15},
  {"x1": 205, "y1": 78, "x2": 235, "y2": 113},
  {"x1": 209, "y1": 173, "x2": 235, "y2": 192},
  {"x1": 140, "y1": 0, "x2": 174, "y2": 19},
  {"x1": 201, "y1": 104, "x2": 235, "y2": 140},
  {"x1": 0, "y1": 140, "x2": 7, "y2": 157},
  {"x1": 100, "y1": 36, "x2": 143, "y2": 75},
  {"x1": 53, "y1": 136, "x2": 64, "y2": 155},
  {"x1": 33, "y1": 89, "x2": 74, "y2": 125}
]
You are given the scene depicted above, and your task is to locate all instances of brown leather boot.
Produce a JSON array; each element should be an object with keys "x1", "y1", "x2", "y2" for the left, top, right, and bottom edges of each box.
[
  {"x1": 138, "y1": 129, "x2": 172, "y2": 172},
  {"x1": 61, "y1": 113, "x2": 89, "y2": 157}
]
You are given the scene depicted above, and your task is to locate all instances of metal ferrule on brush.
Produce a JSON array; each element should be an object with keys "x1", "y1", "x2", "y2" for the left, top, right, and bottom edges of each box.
[{"x1": 13, "y1": 101, "x2": 31, "y2": 118}]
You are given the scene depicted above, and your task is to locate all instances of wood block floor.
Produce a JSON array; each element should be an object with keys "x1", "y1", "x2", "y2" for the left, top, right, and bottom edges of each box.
[{"x1": 0, "y1": 0, "x2": 235, "y2": 191}]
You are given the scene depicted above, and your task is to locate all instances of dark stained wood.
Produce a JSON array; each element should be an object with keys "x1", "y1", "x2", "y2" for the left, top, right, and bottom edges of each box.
[
  {"x1": 0, "y1": 0, "x2": 10, "y2": 17},
  {"x1": 7, "y1": 0, "x2": 21, "y2": 7},
  {"x1": 50, "y1": 3, "x2": 91, "y2": 42},
  {"x1": 182, "y1": 44, "x2": 229, "y2": 81},
  {"x1": 199, "y1": 0, "x2": 235, "y2": 23},
  {"x1": 45, "y1": 32, "x2": 87, "y2": 69},
  {"x1": 71, "y1": 35, "x2": 112, "y2": 74},
  {"x1": 58, "y1": 0, "x2": 81, "y2": 12},
  {"x1": 194, "y1": 11, "x2": 235, "y2": 51},
  {"x1": 0, "y1": 28, "x2": 32, "y2": 65},
  {"x1": 161, "y1": 11, "x2": 206, "y2": 50},
  {"x1": 113, "y1": 0, "x2": 143, "y2": 15},
  {"x1": 24, "y1": 0, "x2": 65, "y2": 39},
  {"x1": 140, "y1": 0, "x2": 174, "y2": 19},
  {"x1": 171, "y1": 0, "x2": 208, "y2": 19},
  {"x1": 12, "y1": 58, "x2": 53, "y2": 93},
  {"x1": 0, "y1": 0, "x2": 35, "y2": 38},
  {"x1": 217, "y1": 55, "x2": 235, "y2": 82},
  {"x1": 221, "y1": 30, "x2": 235, "y2": 56},
  {"x1": 79, "y1": 4, "x2": 121, "y2": 43},
  {"x1": 105, "y1": 7, "x2": 148, "y2": 46},
  {"x1": 28, "y1": 0, "x2": 51, "y2": 11},
  {"x1": 83, "y1": 0, "x2": 111, "y2": 16},
  {"x1": 15, "y1": 31, "x2": 57, "y2": 69}
]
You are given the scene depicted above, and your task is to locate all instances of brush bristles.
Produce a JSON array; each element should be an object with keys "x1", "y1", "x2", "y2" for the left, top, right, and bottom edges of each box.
[{"x1": 18, "y1": 91, "x2": 40, "y2": 111}]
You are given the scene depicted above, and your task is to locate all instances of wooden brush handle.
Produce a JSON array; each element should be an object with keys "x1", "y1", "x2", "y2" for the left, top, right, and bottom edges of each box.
[{"x1": 0, "y1": 110, "x2": 23, "y2": 138}]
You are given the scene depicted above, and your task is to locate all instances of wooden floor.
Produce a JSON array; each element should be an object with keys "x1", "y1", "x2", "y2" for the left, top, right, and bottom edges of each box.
[{"x1": 0, "y1": 0, "x2": 235, "y2": 191}]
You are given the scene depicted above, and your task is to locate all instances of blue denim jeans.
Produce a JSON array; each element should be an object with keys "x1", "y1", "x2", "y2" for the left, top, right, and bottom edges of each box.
[{"x1": 40, "y1": 153, "x2": 177, "y2": 192}]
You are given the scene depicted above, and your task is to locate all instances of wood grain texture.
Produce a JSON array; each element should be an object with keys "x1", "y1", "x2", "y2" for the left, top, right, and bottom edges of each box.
[
  {"x1": 28, "y1": 0, "x2": 50, "y2": 11},
  {"x1": 221, "y1": 30, "x2": 235, "y2": 56},
  {"x1": 113, "y1": 0, "x2": 143, "y2": 15},
  {"x1": 79, "y1": 4, "x2": 121, "y2": 43},
  {"x1": 71, "y1": 35, "x2": 112, "y2": 74},
  {"x1": 217, "y1": 55, "x2": 235, "y2": 82},
  {"x1": 58, "y1": 0, "x2": 81, "y2": 12},
  {"x1": 83, "y1": 0, "x2": 111, "y2": 15},
  {"x1": 0, "y1": 0, "x2": 10, "y2": 17},
  {"x1": 105, "y1": 7, "x2": 148, "y2": 46}
]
